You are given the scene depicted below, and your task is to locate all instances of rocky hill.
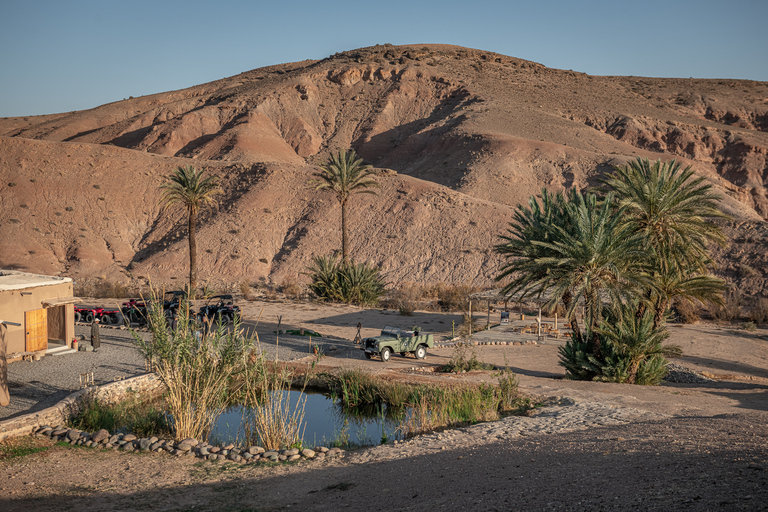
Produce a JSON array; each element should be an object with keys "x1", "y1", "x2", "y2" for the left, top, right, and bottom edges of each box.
[{"x1": 1, "y1": 44, "x2": 766, "y2": 297}]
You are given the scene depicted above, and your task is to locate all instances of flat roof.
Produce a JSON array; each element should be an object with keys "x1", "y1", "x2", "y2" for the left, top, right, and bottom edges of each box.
[{"x1": 0, "y1": 270, "x2": 73, "y2": 292}]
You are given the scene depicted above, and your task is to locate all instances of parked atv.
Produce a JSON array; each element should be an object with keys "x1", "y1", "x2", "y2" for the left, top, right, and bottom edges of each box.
[
  {"x1": 197, "y1": 294, "x2": 241, "y2": 325},
  {"x1": 121, "y1": 299, "x2": 149, "y2": 326},
  {"x1": 162, "y1": 290, "x2": 188, "y2": 324},
  {"x1": 362, "y1": 326, "x2": 434, "y2": 362},
  {"x1": 75, "y1": 305, "x2": 121, "y2": 325}
]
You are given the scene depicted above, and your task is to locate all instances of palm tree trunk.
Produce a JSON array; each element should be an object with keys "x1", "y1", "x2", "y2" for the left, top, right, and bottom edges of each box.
[
  {"x1": 562, "y1": 291, "x2": 582, "y2": 342},
  {"x1": 341, "y1": 200, "x2": 348, "y2": 261},
  {"x1": 188, "y1": 207, "x2": 197, "y2": 299},
  {"x1": 653, "y1": 298, "x2": 668, "y2": 330}
]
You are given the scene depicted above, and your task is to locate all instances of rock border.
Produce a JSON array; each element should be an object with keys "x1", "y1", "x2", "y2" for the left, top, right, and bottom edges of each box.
[{"x1": 30, "y1": 425, "x2": 344, "y2": 464}]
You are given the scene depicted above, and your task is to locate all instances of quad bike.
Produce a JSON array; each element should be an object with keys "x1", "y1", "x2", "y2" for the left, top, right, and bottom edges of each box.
[
  {"x1": 197, "y1": 294, "x2": 241, "y2": 325},
  {"x1": 74, "y1": 305, "x2": 121, "y2": 325}
]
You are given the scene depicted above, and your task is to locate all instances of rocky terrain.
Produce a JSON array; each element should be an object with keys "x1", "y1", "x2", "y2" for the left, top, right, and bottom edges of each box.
[{"x1": 1, "y1": 44, "x2": 766, "y2": 296}]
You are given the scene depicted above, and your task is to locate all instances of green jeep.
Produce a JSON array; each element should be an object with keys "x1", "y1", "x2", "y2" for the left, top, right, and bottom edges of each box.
[{"x1": 362, "y1": 326, "x2": 434, "y2": 361}]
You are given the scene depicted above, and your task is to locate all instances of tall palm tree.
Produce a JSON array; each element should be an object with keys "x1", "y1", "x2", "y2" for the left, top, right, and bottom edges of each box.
[
  {"x1": 602, "y1": 157, "x2": 727, "y2": 325},
  {"x1": 159, "y1": 165, "x2": 221, "y2": 298},
  {"x1": 311, "y1": 149, "x2": 379, "y2": 261},
  {"x1": 496, "y1": 190, "x2": 649, "y2": 353},
  {"x1": 601, "y1": 157, "x2": 727, "y2": 272}
]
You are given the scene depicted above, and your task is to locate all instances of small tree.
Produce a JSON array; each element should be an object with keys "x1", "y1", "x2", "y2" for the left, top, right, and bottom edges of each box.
[
  {"x1": 159, "y1": 165, "x2": 221, "y2": 298},
  {"x1": 311, "y1": 149, "x2": 379, "y2": 261}
]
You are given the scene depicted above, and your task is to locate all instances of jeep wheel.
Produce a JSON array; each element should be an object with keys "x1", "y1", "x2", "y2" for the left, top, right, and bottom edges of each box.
[
  {"x1": 380, "y1": 347, "x2": 391, "y2": 362},
  {"x1": 415, "y1": 345, "x2": 427, "y2": 359},
  {"x1": 364, "y1": 352, "x2": 372, "y2": 359},
  {"x1": 84, "y1": 312, "x2": 94, "y2": 323}
]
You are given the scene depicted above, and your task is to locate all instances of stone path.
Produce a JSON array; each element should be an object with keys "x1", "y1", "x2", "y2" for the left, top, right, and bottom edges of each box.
[{"x1": 345, "y1": 397, "x2": 668, "y2": 465}]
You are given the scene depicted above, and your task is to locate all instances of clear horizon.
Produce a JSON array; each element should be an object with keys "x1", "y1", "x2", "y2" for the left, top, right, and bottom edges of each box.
[{"x1": 1, "y1": 0, "x2": 766, "y2": 118}]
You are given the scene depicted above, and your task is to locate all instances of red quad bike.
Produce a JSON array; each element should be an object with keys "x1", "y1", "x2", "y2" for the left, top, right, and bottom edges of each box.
[{"x1": 74, "y1": 305, "x2": 121, "y2": 325}]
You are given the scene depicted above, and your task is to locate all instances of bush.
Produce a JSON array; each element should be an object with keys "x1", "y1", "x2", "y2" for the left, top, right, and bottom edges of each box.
[
  {"x1": 436, "y1": 283, "x2": 479, "y2": 312},
  {"x1": 279, "y1": 277, "x2": 303, "y2": 300},
  {"x1": 388, "y1": 282, "x2": 422, "y2": 315},
  {"x1": 748, "y1": 298, "x2": 768, "y2": 324},
  {"x1": 673, "y1": 300, "x2": 700, "y2": 324},
  {"x1": 133, "y1": 292, "x2": 262, "y2": 441},
  {"x1": 559, "y1": 307, "x2": 675, "y2": 385},
  {"x1": 713, "y1": 289, "x2": 742, "y2": 321},
  {"x1": 307, "y1": 255, "x2": 385, "y2": 306},
  {"x1": 441, "y1": 341, "x2": 494, "y2": 373}
]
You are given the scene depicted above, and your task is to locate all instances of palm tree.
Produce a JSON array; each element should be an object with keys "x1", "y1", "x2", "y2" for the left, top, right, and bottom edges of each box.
[
  {"x1": 496, "y1": 189, "x2": 649, "y2": 353},
  {"x1": 311, "y1": 149, "x2": 379, "y2": 261},
  {"x1": 159, "y1": 165, "x2": 221, "y2": 298},
  {"x1": 647, "y1": 255, "x2": 725, "y2": 328},
  {"x1": 601, "y1": 158, "x2": 727, "y2": 272},
  {"x1": 602, "y1": 157, "x2": 727, "y2": 325}
]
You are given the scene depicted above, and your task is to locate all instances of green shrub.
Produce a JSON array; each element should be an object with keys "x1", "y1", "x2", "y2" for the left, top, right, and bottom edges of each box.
[
  {"x1": 559, "y1": 306, "x2": 676, "y2": 385},
  {"x1": 68, "y1": 395, "x2": 172, "y2": 438},
  {"x1": 307, "y1": 255, "x2": 385, "y2": 306}
]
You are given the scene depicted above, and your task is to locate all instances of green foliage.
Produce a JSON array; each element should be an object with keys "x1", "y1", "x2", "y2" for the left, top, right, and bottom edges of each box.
[
  {"x1": 497, "y1": 157, "x2": 726, "y2": 383},
  {"x1": 133, "y1": 292, "x2": 260, "y2": 441},
  {"x1": 307, "y1": 255, "x2": 385, "y2": 306},
  {"x1": 68, "y1": 395, "x2": 172, "y2": 438},
  {"x1": 311, "y1": 149, "x2": 379, "y2": 260},
  {"x1": 495, "y1": 188, "x2": 648, "y2": 344},
  {"x1": 330, "y1": 369, "x2": 530, "y2": 438},
  {"x1": 559, "y1": 304, "x2": 676, "y2": 385},
  {"x1": 159, "y1": 165, "x2": 222, "y2": 297}
]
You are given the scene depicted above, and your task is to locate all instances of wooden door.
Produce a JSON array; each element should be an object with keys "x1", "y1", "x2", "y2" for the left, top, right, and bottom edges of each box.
[{"x1": 25, "y1": 308, "x2": 48, "y2": 352}]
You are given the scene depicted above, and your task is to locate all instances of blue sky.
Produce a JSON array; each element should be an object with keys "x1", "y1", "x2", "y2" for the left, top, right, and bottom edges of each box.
[{"x1": 1, "y1": 0, "x2": 766, "y2": 118}]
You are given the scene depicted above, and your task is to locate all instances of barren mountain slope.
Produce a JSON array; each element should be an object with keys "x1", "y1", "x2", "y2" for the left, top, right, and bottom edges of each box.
[{"x1": 1, "y1": 44, "x2": 766, "y2": 293}]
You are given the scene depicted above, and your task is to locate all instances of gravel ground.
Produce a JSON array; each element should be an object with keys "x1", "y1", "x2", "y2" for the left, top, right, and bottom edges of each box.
[{"x1": 1, "y1": 324, "x2": 354, "y2": 422}]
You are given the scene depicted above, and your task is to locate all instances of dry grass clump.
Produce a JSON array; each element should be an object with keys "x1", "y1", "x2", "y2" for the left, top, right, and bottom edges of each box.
[
  {"x1": 74, "y1": 278, "x2": 147, "y2": 299},
  {"x1": 747, "y1": 298, "x2": 768, "y2": 325},
  {"x1": 279, "y1": 276, "x2": 304, "y2": 300},
  {"x1": 384, "y1": 282, "x2": 487, "y2": 313},
  {"x1": 712, "y1": 289, "x2": 743, "y2": 322},
  {"x1": 673, "y1": 300, "x2": 700, "y2": 324}
]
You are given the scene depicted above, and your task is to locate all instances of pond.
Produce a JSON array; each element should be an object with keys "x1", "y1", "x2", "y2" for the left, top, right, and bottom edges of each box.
[{"x1": 210, "y1": 390, "x2": 404, "y2": 448}]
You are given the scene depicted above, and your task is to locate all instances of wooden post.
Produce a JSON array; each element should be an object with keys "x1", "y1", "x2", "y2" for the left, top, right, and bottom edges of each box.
[
  {"x1": 486, "y1": 300, "x2": 490, "y2": 330},
  {"x1": 537, "y1": 304, "x2": 542, "y2": 337}
]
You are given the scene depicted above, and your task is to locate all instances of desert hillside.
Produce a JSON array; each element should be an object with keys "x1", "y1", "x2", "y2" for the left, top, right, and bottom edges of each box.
[{"x1": 1, "y1": 44, "x2": 766, "y2": 296}]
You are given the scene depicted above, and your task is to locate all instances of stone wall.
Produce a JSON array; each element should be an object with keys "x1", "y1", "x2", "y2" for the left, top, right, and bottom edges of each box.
[{"x1": 0, "y1": 373, "x2": 164, "y2": 441}]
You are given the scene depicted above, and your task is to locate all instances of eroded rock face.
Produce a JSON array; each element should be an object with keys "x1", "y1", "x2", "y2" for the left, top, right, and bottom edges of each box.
[{"x1": 0, "y1": 44, "x2": 766, "y2": 294}]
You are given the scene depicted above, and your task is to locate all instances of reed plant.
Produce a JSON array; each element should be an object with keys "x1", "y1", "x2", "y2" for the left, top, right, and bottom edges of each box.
[
  {"x1": 330, "y1": 369, "x2": 528, "y2": 439},
  {"x1": 238, "y1": 362, "x2": 309, "y2": 451},
  {"x1": 133, "y1": 292, "x2": 261, "y2": 441}
]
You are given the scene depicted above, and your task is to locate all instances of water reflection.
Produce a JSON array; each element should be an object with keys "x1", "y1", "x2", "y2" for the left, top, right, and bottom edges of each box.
[{"x1": 211, "y1": 390, "x2": 403, "y2": 448}]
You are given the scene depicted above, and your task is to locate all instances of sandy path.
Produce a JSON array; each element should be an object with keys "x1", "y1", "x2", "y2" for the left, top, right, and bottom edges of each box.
[{"x1": 1, "y1": 298, "x2": 767, "y2": 510}]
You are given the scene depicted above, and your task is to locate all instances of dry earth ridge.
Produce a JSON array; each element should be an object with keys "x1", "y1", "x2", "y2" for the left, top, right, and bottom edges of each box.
[{"x1": 0, "y1": 44, "x2": 766, "y2": 302}]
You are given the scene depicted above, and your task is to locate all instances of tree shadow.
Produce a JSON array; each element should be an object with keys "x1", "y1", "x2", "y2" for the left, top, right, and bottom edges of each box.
[
  {"x1": 702, "y1": 382, "x2": 768, "y2": 412},
  {"x1": 677, "y1": 355, "x2": 768, "y2": 380},
  {"x1": 2, "y1": 415, "x2": 767, "y2": 511}
]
